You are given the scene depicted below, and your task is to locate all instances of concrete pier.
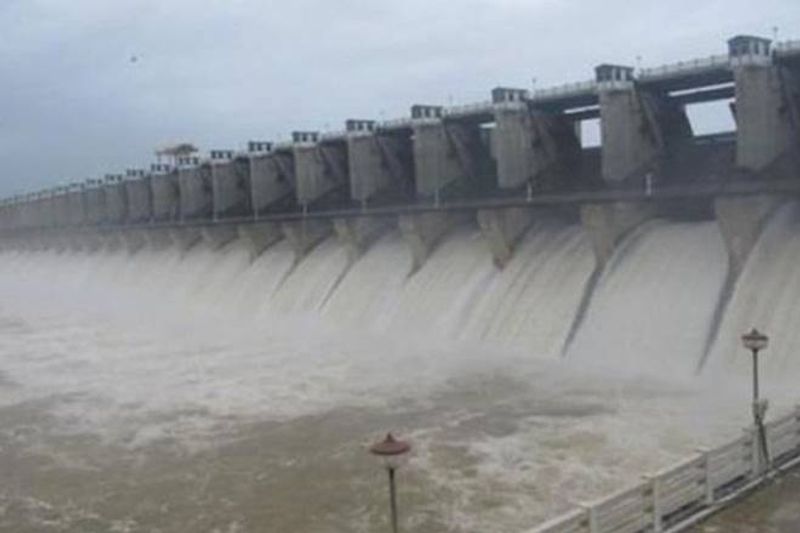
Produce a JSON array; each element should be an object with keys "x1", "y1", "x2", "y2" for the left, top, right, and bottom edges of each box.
[
  {"x1": 345, "y1": 120, "x2": 403, "y2": 204},
  {"x1": 333, "y1": 216, "x2": 391, "y2": 261},
  {"x1": 51, "y1": 189, "x2": 71, "y2": 228},
  {"x1": 124, "y1": 169, "x2": 152, "y2": 223},
  {"x1": 714, "y1": 194, "x2": 784, "y2": 276},
  {"x1": 477, "y1": 207, "x2": 534, "y2": 268},
  {"x1": 237, "y1": 222, "x2": 283, "y2": 258},
  {"x1": 103, "y1": 174, "x2": 127, "y2": 224},
  {"x1": 250, "y1": 144, "x2": 295, "y2": 216},
  {"x1": 730, "y1": 36, "x2": 799, "y2": 171},
  {"x1": 398, "y1": 211, "x2": 467, "y2": 272},
  {"x1": 169, "y1": 227, "x2": 203, "y2": 251},
  {"x1": 84, "y1": 179, "x2": 107, "y2": 225},
  {"x1": 144, "y1": 227, "x2": 174, "y2": 249},
  {"x1": 120, "y1": 228, "x2": 147, "y2": 253},
  {"x1": 412, "y1": 105, "x2": 484, "y2": 198},
  {"x1": 178, "y1": 156, "x2": 212, "y2": 220},
  {"x1": 580, "y1": 201, "x2": 656, "y2": 268},
  {"x1": 596, "y1": 65, "x2": 692, "y2": 184},
  {"x1": 150, "y1": 165, "x2": 180, "y2": 222},
  {"x1": 210, "y1": 150, "x2": 251, "y2": 219},
  {"x1": 65, "y1": 184, "x2": 87, "y2": 227},
  {"x1": 293, "y1": 131, "x2": 349, "y2": 207},
  {"x1": 281, "y1": 219, "x2": 331, "y2": 262},
  {"x1": 201, "y1": 225, "x2": 239, "y2": 249}
]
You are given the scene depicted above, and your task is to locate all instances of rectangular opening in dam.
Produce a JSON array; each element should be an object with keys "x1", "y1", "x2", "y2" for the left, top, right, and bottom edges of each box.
[{"x1": 685, "y1": 98, "x2": 737, "y2": 136}]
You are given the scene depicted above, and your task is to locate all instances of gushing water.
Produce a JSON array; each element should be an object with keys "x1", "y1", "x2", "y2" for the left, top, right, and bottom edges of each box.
[{"x1": 0, "y1": 210, "x2": 794, "y2": 532}]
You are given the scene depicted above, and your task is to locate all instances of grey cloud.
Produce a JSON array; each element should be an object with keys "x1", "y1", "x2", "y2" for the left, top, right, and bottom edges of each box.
[{"x1": 1, "y1": 0, "x2": 798, "y2": 195}]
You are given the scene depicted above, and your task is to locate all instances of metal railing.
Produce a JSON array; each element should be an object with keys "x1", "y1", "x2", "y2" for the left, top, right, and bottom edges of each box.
[
  {"x1": 528, "y1": 405, "x2": 800, "y2": 533},
  {"x1": 531, "y1": 80, "x2": 597, "y2": 103},
  {"x1": 775, "y1": 40, "x2": 800, "y2": 55},
  {"x1": 442, "y1": 101, "x2": 494, "y2": 117},
  {"x1": 638, "y1": 54, "x2": 730, "y2": 81}
]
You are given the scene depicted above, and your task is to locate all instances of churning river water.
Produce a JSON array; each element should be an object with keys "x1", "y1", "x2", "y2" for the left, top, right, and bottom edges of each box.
[{"x1": 0, "y1": 204, "x2": 799, "y2": 532}]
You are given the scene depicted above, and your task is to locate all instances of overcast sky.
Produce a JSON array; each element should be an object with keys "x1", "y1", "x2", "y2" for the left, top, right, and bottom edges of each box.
[{"x1": 1, "y1": 0, "x2": 798, "y2": 196}]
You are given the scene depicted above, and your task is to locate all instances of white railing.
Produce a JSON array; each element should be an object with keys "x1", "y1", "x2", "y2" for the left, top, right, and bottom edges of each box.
[
  {"x1": 527, "y1": 405, "x2": 800, "y2": 533},
  {"x1": 443, "y1": 100, "x2": 494, "y2": 117},
  {"x1": 531, "y1": 80, "x2": 597, "y2": 103},
  {"x1": 379, "y1": 117, "x2": 413, "y2": 130},
  {"x1": 638, "y1": 54, "x2": 730, "y2": 81},
  {"x1": 775, "y1": 40, "x2": 800, "y2": 54}
]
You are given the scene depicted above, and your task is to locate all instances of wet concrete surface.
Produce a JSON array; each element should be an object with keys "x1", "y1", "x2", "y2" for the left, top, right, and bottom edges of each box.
[{"x1": 694, "y1": 468, "x2": 800, "y2": 533}]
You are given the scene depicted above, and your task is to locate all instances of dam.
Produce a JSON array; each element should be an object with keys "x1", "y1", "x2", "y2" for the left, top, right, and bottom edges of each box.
[{"x1": 0, "y1": 35, "x2": 799, "y2": 532}]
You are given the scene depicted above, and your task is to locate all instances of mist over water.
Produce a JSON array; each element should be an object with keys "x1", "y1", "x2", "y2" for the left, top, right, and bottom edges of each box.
[{"x1": 0, "y1": 208, "x2": 796, "y2": 532}]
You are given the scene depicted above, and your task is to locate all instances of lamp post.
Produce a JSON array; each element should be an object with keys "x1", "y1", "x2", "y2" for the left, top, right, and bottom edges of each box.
[
  {"x1": 741, "y1": 328, "x2": 770, "y2": 471},
  {"x1": 370, "y1": 433, "x2": 411, "y2": 533}
]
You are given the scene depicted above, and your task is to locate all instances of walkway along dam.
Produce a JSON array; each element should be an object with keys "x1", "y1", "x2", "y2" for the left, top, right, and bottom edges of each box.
[{"x1": 0, "y1": 35, "x2": 799, "y2": 532}]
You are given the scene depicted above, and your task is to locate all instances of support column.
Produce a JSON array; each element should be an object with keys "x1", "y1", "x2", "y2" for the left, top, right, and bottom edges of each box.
[
  {"x1": 596, "y1": 65, "x2": 691, "y2": 184},
  {"x1": 281, "y1": 219, "x2": 331, "y2": 263},
  {"x1": 177, "y1": 158, "x2": 212, "y2": 221},
  {"x1": 714, "y1": 195, "x2": 784, "y2": 277},
  {"x1": 398, "y1": 211, "x2": 466, "y2": 273},
  {"x1": 345, "y1": 120, "x2": 407, "y2": 203},
  {"x1": 411, "y1": 106, "x2": 467, "y2": 198},
  {"x1": 729, "y1": 35, "x2": 798, "y2": 172},
  {"x1": 477, "y1": 208, "x2": 534, "y2": 268},
  {"x1": 580, "y1": 202, "x2": 657, "y2": 268}
]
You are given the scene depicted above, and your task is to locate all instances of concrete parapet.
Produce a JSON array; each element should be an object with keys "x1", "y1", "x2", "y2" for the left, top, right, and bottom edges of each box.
[
  {"x1": 714, "y1": 195, "x2": 785, "y2": 276},
  {"x1": 151, "y1": 174, "x2": 180, "y2": 222},
  {"x1": 178, "y1": 165, "x2": 213, "y2": 220},
  {"x1": 734, "y1": 64, "x2": 798, "y2": 171},
  {"x1": 169, "y1": 227, "x2": 203, "y2": 251},
  {"x1": 201, "y1": 225, "x2": 239, "y2": 249},
  {"x1": 398, "y1": 211, "x2": 466, "y2": 272},
  {"x1": 333, "y1": 216, "x2": 392, "y2": 261},
  {"x1": 281, "y1": 219, "x2": 332, "y2": 262},
  {"x1": 237, "y1": 222, "x2": 283, "y2": 258},
  {"x1": 580, "y1": 201, "x2": 657, "y2": 268},
  {"x1": 477, "y1": 207, "x2": 534, "y2": 267},
  {"x1": 250, "y1": 151, "x2": 295, "y2": 215}
]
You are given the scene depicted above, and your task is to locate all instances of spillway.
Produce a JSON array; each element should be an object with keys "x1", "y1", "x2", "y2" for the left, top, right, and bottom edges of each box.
[
  {"x1": 0, "y1": 211, "x2": 796, "y2": 532},
  {"x1": 707, "y1": 202, "x2": 800, "y2": 379},
  {"x1": 566, "y1": 220, "x2": 728, "y2": 374}
]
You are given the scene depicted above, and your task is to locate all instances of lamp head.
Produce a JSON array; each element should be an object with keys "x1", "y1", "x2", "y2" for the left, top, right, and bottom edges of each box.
[
  {"x1": 742, "y1": 328, "x2": 768, "y2": 352},
  {"x1": 370, "y1": 433, "x2": 411, "y2": 470}
]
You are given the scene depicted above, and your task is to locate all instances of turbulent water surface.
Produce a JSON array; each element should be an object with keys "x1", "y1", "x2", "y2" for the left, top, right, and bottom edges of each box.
[{"x1": 0, "y1": 209, "x2": 797, "y2": 532}]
